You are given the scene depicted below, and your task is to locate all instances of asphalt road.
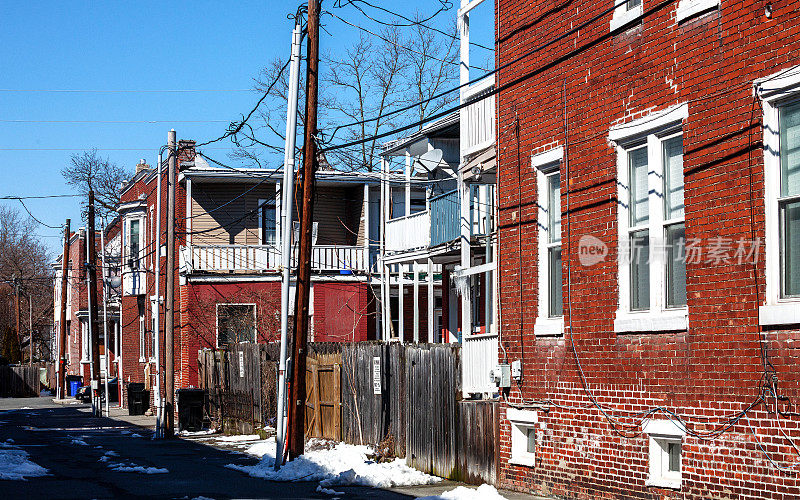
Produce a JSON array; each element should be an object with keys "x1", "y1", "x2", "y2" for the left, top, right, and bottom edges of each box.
[{"x1": 0, "y1": 397, "x2": 414, "y2": 500}]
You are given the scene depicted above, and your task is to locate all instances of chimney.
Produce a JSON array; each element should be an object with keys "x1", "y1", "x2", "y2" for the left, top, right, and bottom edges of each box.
[
  {"x1": 178, "y1": 139, "x2": 196, "y2": 170},
  {"x1": 136, "y1": 159, "x2": 150, "y2": 174}
]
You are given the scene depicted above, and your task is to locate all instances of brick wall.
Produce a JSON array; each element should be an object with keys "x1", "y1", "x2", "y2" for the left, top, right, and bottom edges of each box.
[{"x1": 496, "y1": 0, "x2": 800, "y2": 498}]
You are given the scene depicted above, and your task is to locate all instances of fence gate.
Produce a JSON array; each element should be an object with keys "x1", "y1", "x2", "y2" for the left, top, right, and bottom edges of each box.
[{"x1": 304, "y1": 353, "x2": 342, "y2": 440}]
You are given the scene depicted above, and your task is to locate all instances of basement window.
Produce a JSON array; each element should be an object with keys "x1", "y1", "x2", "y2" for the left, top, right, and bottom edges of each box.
[
  {"x1": 610, "y1": 0, "x2": 643, "y2": 32},
  {"x1": 507, "y1": 408, "x2": 538, "y2": 467},
  {"x1": 675, "y1": 0, "x2": 720, "y2": 23},
  {"x1": 643, "y1": 419, "x2": 685, "y2": 489},
  {"x1": 216, "y1": 304, "x2": 256, "y2": 348}
]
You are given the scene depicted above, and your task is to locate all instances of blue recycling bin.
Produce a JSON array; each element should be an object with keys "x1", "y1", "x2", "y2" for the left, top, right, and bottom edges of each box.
[{"x1": 69, "y1": 380, "x2": 81, "y2": 397}]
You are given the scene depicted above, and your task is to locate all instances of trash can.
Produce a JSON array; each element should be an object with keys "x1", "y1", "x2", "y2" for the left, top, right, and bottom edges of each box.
[
  {"x1": 177, "y1": 388, "x2": 206, "y2": 432},
  {"x1": 127, "y1": 383, "x2": 149, "y2": 416},
  {"x1": 66, "y1": 375, "x2": 82, "y2": 397}
]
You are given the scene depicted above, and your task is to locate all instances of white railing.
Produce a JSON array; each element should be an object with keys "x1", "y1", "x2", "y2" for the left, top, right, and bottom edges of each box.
[
  {"x1": 460, "y1": 76, "x2": 496, "y2": 157},
  {"x1": 461, "y1": 333, "x2": 499, "y2": 395},
  {"x1": 385, "y1": 210, "x2": 431, "y2": 253},
  {"x1": 184, "y1": 244, "x2": 369, "y2": 273}
]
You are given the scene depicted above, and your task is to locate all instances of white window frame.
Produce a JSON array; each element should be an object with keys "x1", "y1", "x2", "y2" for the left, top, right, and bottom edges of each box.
[
  {"x1": 138, "y1": 309, "x2": 146, "y2": 362},
  {"x1": 533, "y1": 147, "x2": 565, "y2": 336},
  {"x1": 258, "y1": 196, "x2": 278, "y2": 246},
  {"x1": 611, "y1": 104, "x2": 689, "y2": 333},
  {"x1": 507, "y1": 408, "x2": 538, "y2": 467},
  {"x1": 124, "y1": 215, "x2": 145, "y2": 269},
  {"x1": 675, "y1": 0, "x2": 720, "y2": 23},
  {"x1": 643, "y1": 419, "x2": 685, "y2": 489},
  {"x1": 215, "y1": 303, "x2": 257, "y2": 348},
  {"x1": 80, "y1": 319, "x2": 90, "y2": 363},
  {"x1": 610, "y1": 0, "x2": 643, "y2": 32},
  {"x1": 755, "y1": 64, "x2": 800, "y2": 326}
]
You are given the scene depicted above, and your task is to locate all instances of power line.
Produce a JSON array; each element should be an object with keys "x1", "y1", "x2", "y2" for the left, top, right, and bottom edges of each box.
[
  {"x1": 0, "y1": 88, "x2": 254, "y2": 93},
  {"x1": 0, "y1": 119, "x2": 230, "y2": 124},
  {"x1": 0, "y1": 194, "x2": 82, "y2": 200}
]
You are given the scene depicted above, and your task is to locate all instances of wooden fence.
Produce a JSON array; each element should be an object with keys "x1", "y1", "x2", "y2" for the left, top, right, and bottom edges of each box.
[
  {"x1": 198, "y1": 341, "x2": 498, "y2": 485},
  {"x1": 0, "y1": 364, "x2": 42, "y2": 398}
]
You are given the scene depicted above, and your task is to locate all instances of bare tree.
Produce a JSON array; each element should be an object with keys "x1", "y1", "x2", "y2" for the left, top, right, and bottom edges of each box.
[
  {"x1": 0, "y1": 206, "x2": 53, "y2": 363},
  {"x1": 62, "y1": 149, "x2": 127, "y2": 219}
]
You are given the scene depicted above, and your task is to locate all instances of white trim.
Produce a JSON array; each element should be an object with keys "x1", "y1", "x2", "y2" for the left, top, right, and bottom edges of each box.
[
  {"x1": 609, "y1": 103, "x2": 688, "y2": 144},
  {"x1": 614, "y1": 310, "x2": 688, "y2": 332},
  {"x1": 757, "y1": 65, "x2": 800, "y2": 325},
  {"x1": 534, "y1": 147, "x2": 564, "y2": 336},
  {"x1": 643, "y1": 419, "x2": 685, "y2": 490},
  {"x1": 610, "y1": 0, "x2": 642, "y2": 33},
  {"x1": 675, "y1": 0, "x2": 720, "y2": 23},
  {"x1": 507, "y1": 408, "x2": 538, "y2": 468}
]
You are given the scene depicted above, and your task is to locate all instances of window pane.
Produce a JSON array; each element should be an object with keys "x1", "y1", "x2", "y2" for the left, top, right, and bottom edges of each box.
[
  {"x1": 780, "y1": 101, "x2": 800, "y2": 198},
  {"x1": 782, "y1": 200, "x2": 800, "y2": 297},
  {"x1": 526, "y1": 427, "x2": 536, "y2": 454},
  {"x1": 217, "y1": 305, "x2": 256, "y2": 346},
  {"x1": 629, "y1": 147, "x2": 649, "y2": 227},
  {"x1": 663, "y1": 136, "x2": 684, "y2": 220},
  {"x1": 549, "y1": 246, "x2": 563, "y2": 317},
  {"x1": 666, "y1": 224, "x2": 687, "y2": 307},
  {"x1": 261, "y1": 198, "x2": 276, "y2": 245},
  {"x1": 548, "y1": 173, "x2": 561, "y2": 243},
  {"x1": 630, "y1": 230, "x2": 650, "y2": 310},
  {"x1": 667, "y1": 442, "x2": 681, "y2": 472},
  {"x1": 130, "y1": 219, "x2": 140, "y2": 262},
  {"x1": 626, "y1": 0, "x2": 641, "y2": 10}
]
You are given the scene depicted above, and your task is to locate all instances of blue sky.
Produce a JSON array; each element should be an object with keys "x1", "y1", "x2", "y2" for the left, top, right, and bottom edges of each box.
[{"x1": 0, "y1": 1, "x2": 494, "y2": 254}]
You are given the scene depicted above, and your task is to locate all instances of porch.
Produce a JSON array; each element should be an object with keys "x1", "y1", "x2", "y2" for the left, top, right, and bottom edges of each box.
[{"x1": 181, "y1": 244, "x2": 370, "y2": 274}]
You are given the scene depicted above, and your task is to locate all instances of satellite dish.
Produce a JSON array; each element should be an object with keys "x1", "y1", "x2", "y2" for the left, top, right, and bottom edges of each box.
[{"x1": 414, "y1": 149, "x2": 443, "y2": 173}]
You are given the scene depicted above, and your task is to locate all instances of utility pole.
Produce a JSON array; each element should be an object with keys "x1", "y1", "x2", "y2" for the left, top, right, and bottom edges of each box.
[
  {"x1": 58, "y1": 219, "x2": 70, "y2": 399},
  {"x1": 288, "y1": 0, "x2": 320, "y2": 460},
  {"x1": 28, "y1": 294, "x2": 33, "y2": 365},
  {"x1": 164, "y1": 129, "x2": 177, "y2": 438},
  {"x1": 88, "y1": 190, "x2": 101, "y2": 416},
  {"x1": 275, "y1": 16, "x2": 303, "y2": 470},
  {"x1": 153, "y1": 151, "x2": 164, "y2": 438},
  {"x1": 13, "y1": 275, "x2": 20, "y2": 363},
  {"x1": 101, "y1": 219, "x2": 110, "y2": 417}
]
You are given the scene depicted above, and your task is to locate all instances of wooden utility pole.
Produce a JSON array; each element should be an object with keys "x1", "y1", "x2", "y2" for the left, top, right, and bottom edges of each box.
[
  {"x1": 164, "y1": 129, "x2": 177, "y2": 438},
  {"x1": 13, "y1": 275, "x2": 21, "y2": 363},
  {"x1": 58, "y1": 219, "x2": 70, "y2": 399},
  {"x1": 288, "y1": 0, "x2": 320, "y2": 459},
  {"x1": 88, "y1": 190, "x2": 101, "y2": 415}
]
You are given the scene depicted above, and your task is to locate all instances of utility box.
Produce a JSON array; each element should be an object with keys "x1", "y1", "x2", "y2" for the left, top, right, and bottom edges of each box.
[
  {"x1": 511, "y1": 360, "x2": 522, "y2": 381},
  {"x1": 490, "y1": 364, "x2": 512, "y2": 388}
]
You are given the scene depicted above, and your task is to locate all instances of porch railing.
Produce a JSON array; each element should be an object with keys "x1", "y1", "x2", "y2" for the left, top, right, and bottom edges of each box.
[
  {"x1": 460, "y1": 76, "x2": 496, "y2": 157},
  {"x1": 183, "y1": 244, "x2": 368, "y2": 273},
  {"x1": 385, "y1": 210, "x2": 431, "y2": 253},
  {"x1": 430, "y1": 189, "x2": 460, "y2": 247},
  {"x1": 461, "y1": 333, "x2": 499, "y2": 395}
]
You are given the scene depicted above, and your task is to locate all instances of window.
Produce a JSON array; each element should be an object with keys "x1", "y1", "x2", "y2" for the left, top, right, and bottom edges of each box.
[
  {"x1": 81, "y1": 319, "x2": 90, "y2": 363},
  {"x1": 610, "y1": 0, "x2": 642, "y2": 32},
  {"x1": 507, "y1": 408, "x2": 538, "y2": 467},
  {"x1": 533, "y1": 147, "x2": 564, "y2": 336},
  {"x1": 643, "y1": 419, "x2": 685, "y2": 489},
  {"x1": 217, "y1": 304, "x2": 256, "y2": 347},
  {"x1": 126, "y1": 217, "x2": 143, "y2": 269},
  {"x1": 611, "y1": 104, "x2": 689, "y2": 333},
  {"x1": 259, "y1": 197, "x2": 277, "y2": 246},
  {"x1": 755, "y1": 64, "x2": 800, "y2": 326},
  {"x1": 675, "y1": 0, "x2": 720, "y2": 23}
]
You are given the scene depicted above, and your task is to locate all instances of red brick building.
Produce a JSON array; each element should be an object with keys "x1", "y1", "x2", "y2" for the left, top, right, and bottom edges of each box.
[
  {"x1": 495, "y1": 0, "x2": 800, "y2": 497},
  {"x1": 116, "y1": 140, "x2": 388, "y2": 398}
]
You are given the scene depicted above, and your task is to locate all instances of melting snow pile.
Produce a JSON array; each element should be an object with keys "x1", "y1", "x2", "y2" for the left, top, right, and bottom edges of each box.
[
  {"x1": 227, "y1": 438, "x2": 440, "y2": 489},
  {"x1": 0, "y1": 441, "x2": 48, "y2": 480},
  {"x1": 417, "y1": 484, "x2": 507, "y2": 500}
]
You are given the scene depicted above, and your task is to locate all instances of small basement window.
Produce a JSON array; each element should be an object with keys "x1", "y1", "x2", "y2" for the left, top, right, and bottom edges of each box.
[
  {"x1": 507, "y1": 408, "x2": 538, "y2": 467},
  {"x1": 643, "y1": 419, "x2": 686, "y2": 489},
  {"x1": 217, "y1": 304, "x2": 257, "y2": 347}
]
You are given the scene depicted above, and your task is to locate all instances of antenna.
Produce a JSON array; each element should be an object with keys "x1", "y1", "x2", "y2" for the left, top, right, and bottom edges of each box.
[{"x1": 414, "y1": 148, "x2": 444, "y2": 173}]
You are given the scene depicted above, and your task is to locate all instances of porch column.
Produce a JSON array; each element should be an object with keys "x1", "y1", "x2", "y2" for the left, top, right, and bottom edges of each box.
[
  {"x1": 379, "y1": 158, "x2": 388, "y2": 341},
  {"x1": 275, "y1": 181, "x2": 282, "y2": 248},
  {"x1": 427, "y1": 257, "x2": 434, "y2": 343},
  {"x1": 398, "y1": 264, "x2": 404, "y2": 340},
  {"x1": 413, "y1": 261, "x2": 419, "y2": 343},
  {"x1": 363, "y1": 184, "x2": 370, "y2": 269},
  {"x1": 441, "y1": 266, "x2": 450, "y2": 343},
  {"x1": 404, "y1": 152, "x2": 411, "y2": 217}
]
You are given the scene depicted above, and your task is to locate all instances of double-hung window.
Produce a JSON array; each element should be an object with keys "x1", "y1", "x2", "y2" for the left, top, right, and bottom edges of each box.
[
  {"x1": 259, "y1": 197, "x2": 277, "y2": 246},
  {"x1": 756, "y1": 65, "x2": 800, "y2": 326},
  {"x1": 533, "y1": 147, "x2": 564, "y2": 336},
  {"x1": 611, "y1": 104, "x2": 689, "y2": 333}
]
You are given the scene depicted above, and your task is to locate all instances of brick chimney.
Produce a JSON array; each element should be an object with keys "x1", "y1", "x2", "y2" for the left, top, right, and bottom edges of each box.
[
  {"x1": 178, "y1": 139, "x2": 196, "y2": 170},
  {"x1": 135, "y1": 159, "x2": 150, "y2": 174}
]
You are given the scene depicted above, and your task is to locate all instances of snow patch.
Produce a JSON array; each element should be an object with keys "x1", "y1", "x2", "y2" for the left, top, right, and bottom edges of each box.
[
  {"x1": 0, "y1": 442, "x2": 49, "y2": 480},
  {"x1": 178, "y1": 429, "x2": 217, "y2": 437},
  {"x1": 213, "y1": 434, "x2": 262, "y2": 442},
  {"x1": 227, "y1": 438, "x2": 440, "y2": 489},
  {"x1": 416, "y1": 484, "x2": 507, "y2": 500},
  {"x1": 109, "y1": 464, "x2": 169, "y2": 474},
  {"x1": 70, "y1": 438, "x2": 88, "y2": 446},
  {"x1": 129, "y1": 433, "x2": 143, "y2": 438},
  {"x1": 316, "y1": 485, "x2": 345, "y2": 496}
]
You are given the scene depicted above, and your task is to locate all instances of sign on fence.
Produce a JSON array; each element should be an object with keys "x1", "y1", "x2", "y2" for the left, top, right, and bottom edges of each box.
[
  {"x1": 238, "y1": 351, "x2": 245, "y2": 378},
  {"x1": 372, "y1": 356, "x2": 381, "y2": 394}
]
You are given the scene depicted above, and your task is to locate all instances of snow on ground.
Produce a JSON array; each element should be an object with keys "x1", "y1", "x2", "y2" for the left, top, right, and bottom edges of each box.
[
  {"x1": 109, "y1": 463, "x2": 169, "y2": 474},
  {"x1": 70, "y1": 438, "x2": 88, "y2": 446},
  {"x1": 129, "y1": 433, "x2": 143, "y2": 438},
  {"x1": 98, "y1": 450, "x2": 119, "y2": 463},
  {"x1": 227, "y1": 437, "x2": 440, "y2": 489},
  {"x1": 316, "y1": 485, "x2": 345, "y2": 496},
  {"x1": 212, "y1": 434, "x2": 262, "y2": 442},
  {"x1": 416, "y1": 484, "x2": 507, "y2": 500},
  {"x1": 0, "y1": 442, "x2": 49, "y2": 480},
  {"x1": 178, "y1": 429, "x2": 217, "y2": 437}
]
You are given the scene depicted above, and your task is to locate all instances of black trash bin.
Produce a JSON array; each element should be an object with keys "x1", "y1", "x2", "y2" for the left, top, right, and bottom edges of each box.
[
  {"x1": 127, "y1": 383, "x2": 149, "y2": 416},
  {"x1": 177, "y1": 388, "x2": 206, "y2": 432}
]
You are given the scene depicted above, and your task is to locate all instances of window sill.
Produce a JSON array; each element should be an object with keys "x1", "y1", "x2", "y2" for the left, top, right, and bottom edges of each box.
[
  {"x1": 610, "y1": 5, "x2": 642, "y2": 32},
  {"x1": 614, "y1": 310, "x2": 688, "y2": 333},
  {"x1": 534, "y1": 316, "x2": 564, "y2": 337},
  {"x1": 509, "y1": 456, "x2": 536, "y2": 468},
  {"x1": 645, "y1": 477, "x2": 682, "y2": 490},
  {"x1": 676, "y1": 0, "x2": 719, "y2": 23},
  {"x1": 759, "y1": 302, "x2": 800, "y2": 327}
]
